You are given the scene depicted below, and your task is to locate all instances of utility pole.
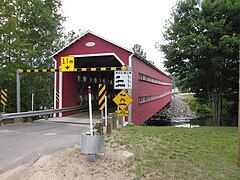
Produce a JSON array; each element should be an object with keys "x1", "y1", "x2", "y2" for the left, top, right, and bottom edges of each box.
[{"x1": 238, "y1": 44, "x2": 240, "y2": 167}]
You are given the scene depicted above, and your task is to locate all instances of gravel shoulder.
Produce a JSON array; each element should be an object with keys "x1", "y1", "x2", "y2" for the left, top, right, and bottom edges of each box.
[{"x1": 0, "y1": 143, "x2": 135, "y2": 180}]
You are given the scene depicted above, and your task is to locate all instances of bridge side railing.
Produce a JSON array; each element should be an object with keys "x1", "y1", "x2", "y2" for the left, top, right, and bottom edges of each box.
[{"x1": 0, "y1": 105, "x2": 88, "y2": 121}]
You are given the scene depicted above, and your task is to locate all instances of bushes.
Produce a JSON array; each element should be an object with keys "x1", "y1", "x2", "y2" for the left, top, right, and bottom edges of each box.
[{"x1": 189, "y1": 98, "x2": 212, "y2": 116}]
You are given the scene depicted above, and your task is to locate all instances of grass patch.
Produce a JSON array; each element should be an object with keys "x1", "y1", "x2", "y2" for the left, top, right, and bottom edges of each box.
[
  {"x1": 107, "y1": 126, "x2": 240, "y2": 179},
  {"x1": 178, "y1": 93, "x2": 194, "y2": 103}
]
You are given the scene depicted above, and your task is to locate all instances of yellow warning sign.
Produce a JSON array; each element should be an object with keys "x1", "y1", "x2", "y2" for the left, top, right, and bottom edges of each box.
[
  {"x1": 113, "y1": 90, "x2": 132, "y2": 110},
  {"x1": 116, "y1": 109, "x2": 128, "y2": 117},
  {"x1": 60, "y1": 56, "x2": 75, "y2": 72}
]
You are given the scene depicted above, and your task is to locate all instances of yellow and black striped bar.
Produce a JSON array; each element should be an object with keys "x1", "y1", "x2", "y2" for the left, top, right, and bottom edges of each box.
[
  {"x1": 77, "y1": 67, "x2": 127, "y2": 72},
  {"x1": 0, "y1": 89, "x2": 8, "y2": 106},
  {"x1": 98, "y1": 84, "x2": 106, "y2": 110},
  {"x1": 18, "y1": 69, "x2": 59, "y2": 73},
  {"x1": 56, "y1": 90, "x2": 59, "y2": 102},
  {"x1": 17, "y1": 66, "x2": 127, "y2": 73}
]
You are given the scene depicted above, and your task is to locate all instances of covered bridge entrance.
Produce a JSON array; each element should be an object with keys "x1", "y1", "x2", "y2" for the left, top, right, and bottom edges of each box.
[{"x1": 52, "y1": 31, "x2": 172, "y2": 125}]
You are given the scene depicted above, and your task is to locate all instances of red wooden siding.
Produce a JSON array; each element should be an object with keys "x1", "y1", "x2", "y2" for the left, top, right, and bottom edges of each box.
[{"x1": 132, "y1": 56, "x2": 172, "y2": 125}]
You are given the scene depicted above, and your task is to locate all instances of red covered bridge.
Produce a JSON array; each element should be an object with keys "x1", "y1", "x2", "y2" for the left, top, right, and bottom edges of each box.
[{"x1": 51, "y1": 31, "x2": 172, "y2": 125}]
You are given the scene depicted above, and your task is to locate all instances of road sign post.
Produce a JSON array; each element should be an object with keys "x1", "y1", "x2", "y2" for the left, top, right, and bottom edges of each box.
[
  {"x1": 88, "y1": 86, "x2": 93, "y2": 136},
  {"x1": 16, "y1": 70, "x2": 21, "y2": 113},
  {"x1": 104, "y1": 95, "x2": 108, "y2": 127}
]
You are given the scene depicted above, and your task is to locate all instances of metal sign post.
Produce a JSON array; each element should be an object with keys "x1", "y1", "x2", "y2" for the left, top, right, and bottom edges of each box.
[
  {"x1": 17, "y1": 70, "x2": 21, "y2": 113},
  {"x1": 31, "y1": 93, "x2": 34, "y2": 111},
  {"x1": 104, "y1": 94, "x2": 107, "y2": 127},
  {"x1": 88, "y1": 86, "x2": 93, "y2": 136}
]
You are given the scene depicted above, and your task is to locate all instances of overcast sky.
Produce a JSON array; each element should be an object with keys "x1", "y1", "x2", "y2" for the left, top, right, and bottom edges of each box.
[{"x1": 61, "y1": 0, "x2": 177, "y2": 71}]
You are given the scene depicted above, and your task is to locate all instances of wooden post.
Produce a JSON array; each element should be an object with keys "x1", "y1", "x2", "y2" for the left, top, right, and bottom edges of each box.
[
  {"x1": 43, "y1": 107, "x2": 49, "y2": 120},
  {"x1": 112, "y1": 113, "x2": 117, "y2": 129},
  {"x1": 0, "y1": 112, "x2": 3, "y2": 126},
  {"x1": 95, "y1": 122, "x2": 103, "y2": 135},
  {"x1": 119, "y1": 116, "x2": 123, "y2": 126},
  {"x1": 27, "y1": 116, "x2": 33, "y2": 123},
  {"x1": 27, "y1": 110, "x2": 33, "y2": 123},
  {"x1": 44, "y1": 114, "x2": 48, "y2": 120},
  {"x1": 107, "y1": 117, "x2": 112, "y2": 134}
]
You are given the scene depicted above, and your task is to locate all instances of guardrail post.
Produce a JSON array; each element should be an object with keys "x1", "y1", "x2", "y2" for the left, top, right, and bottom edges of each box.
[
  {"x1": 0, "y1": 112, "x2": 3, "y2": 126},
  {"x1": 27, "y1": 110, "x2": 33, "y2": 123},
  {"x1": 107, "y1": 117, "x2": 112, "y2": 134},
  {"x1": 43, "y1": 107, "x2": 49, "y2": 120}
]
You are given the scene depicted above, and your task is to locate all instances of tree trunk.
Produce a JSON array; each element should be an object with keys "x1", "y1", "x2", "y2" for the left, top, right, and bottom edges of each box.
[{"x1": 210, "y1": 89, "x2": 222, "y2": 126}]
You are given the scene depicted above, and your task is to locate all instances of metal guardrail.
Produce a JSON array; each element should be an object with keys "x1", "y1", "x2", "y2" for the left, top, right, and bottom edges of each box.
[{"x1": 0, "y1": 105, "x2": 88, "y2": 121}]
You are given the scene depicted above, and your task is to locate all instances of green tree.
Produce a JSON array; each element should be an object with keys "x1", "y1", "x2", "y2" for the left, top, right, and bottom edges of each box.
[
  {"x1": 132, "y1": 44, "x2": 147, "y2": 59},
  {"x1": 160, "y1": 0, "x2": 240, "y2": 125},
  {"x1": 0, "y1": 0, "x2": 65, "y2": 112}
]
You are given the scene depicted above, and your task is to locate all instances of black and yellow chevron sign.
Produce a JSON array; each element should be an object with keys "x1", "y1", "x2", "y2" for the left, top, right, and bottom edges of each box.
[
  {"x1": 56, "y1": 90, "x2": 59, "y2": 102},
  {"x1": 0, "y1": 89, "x2": 8, "y2": 106},
  {"x1": 98, "y1": 84, "x2": 106, "y2": 110}
]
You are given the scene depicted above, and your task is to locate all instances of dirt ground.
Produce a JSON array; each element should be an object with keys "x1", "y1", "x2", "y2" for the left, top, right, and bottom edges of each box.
[{"x1": 0, "y1": 143, "x2": 135, "y2": 180}]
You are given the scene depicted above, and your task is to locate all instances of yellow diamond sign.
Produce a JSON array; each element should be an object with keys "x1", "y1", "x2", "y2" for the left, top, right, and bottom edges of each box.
[
  {"x1": 113, "y1": 90, "x2": 132, "y2": 110},
  {"x1": 61, "y1": 56, "x2": 75, "y2": 72}
]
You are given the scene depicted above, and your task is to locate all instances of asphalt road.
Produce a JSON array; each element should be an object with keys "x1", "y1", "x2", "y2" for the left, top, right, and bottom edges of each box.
[{"x1": 0, "y1": 121, "x2": 88, "y2": 174}]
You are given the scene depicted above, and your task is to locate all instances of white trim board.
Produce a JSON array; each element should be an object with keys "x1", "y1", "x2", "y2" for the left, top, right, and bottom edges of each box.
[{"x1": 73, "y1": 53, "x2": 125, "y2": 66}]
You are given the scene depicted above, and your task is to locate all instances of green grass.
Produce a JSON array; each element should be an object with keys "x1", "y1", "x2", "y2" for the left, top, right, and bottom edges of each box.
[
  {"x1": 178, "y1": 93, "x2": 194, "y2": 103},
  {"x1": 107, "y1": 126, "x2": 240, "y2": 179}
]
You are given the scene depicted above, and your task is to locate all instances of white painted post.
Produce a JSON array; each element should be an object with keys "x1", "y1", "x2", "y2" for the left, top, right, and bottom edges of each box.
[
  {"x1": 101, "y1": 110, "x2": 103, "y2": 121},
  {"x1": 59, "y1": 71, "x2": 63, "y2": 117},
  {"x1": 88, "y1": 86, "x2": 93, "y2": 136},
  {"x1": 31, "y1": 93, "x2": 34, "y2": 111},
  {"x1": 16, "y1": 70, "x2": 21, "y2": 113},
  {"x1": 104, "y1": 94, "x2": 107, "y2": 127}
]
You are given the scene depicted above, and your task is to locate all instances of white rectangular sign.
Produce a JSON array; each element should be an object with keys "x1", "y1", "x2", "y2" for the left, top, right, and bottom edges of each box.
[{"x1": 114, "y1": 71, "x2": 132, "y2": 89}]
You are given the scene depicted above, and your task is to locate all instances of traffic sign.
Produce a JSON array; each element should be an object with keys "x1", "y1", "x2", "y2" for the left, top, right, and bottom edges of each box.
[
  {"x1": 56, "y1": 90, "x2": 59, "y2": 102},
  {"x1": 114, "y1": 70, "x2": 132, "y2": 89},
  {"x1": 113, "y1": 90, "x2": 132, "y2": 110},
  {"x1": 116, "y1": 109, "x2": 129, "y2": 116},
  {"x1": 0, "y1": 89, "x2": 7, "y2": 106},
  {"x1": 98, "y1": 84, "x2": 106, "y2": 110},
  {"x1": 60, "y1": 56, "x2": 75, "y2": 72}
]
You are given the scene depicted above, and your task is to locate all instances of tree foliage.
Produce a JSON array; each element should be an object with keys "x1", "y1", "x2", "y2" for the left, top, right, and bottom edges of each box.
[
  {"x1": 0, "y1": 0, "x2": 65, "y2": 112},
  {"x1": 132, "y1": 44, "x2": 147, "y2": 59},
  {"x1": 161, "y1": 0, "x2": 240, "y2": 125}
]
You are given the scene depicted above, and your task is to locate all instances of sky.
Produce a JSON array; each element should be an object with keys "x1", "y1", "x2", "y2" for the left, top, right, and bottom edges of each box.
[{"x1": 61, "y1": 0, "x2": 177, "y2": 72}]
